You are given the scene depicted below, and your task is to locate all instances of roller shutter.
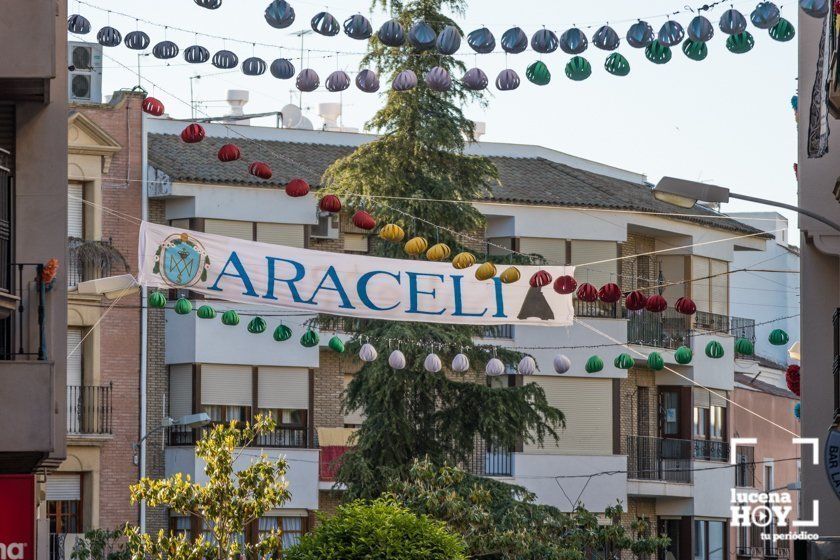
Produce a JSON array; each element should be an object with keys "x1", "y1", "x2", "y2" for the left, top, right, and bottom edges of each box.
[
  {"x1": 201, "y1": 365, "x2": 252, "y2": 406},
  {"x1": 691, "y1": 257, "x2": 711, "y2": 313},
  {"x1": 46, "y1": 474, "x2": 81, "y2": 501},
  {"x1": 169, "y1": 218, "x2": 190, "y2": 230},
  {"x1": 343, "y1": 374, "x2": 365, "y2": 425},
  {"x1": 257, "y1": 367, "x2": 308, "y2": 410},
  {"x1": 204, "y1": 219, "x2": 253, "y2": 241},
  {"x1": 67, "y1": 329, "x2": 83, "y2": 386},
  {"x1": 169, "y1": 364, "x2": 193, "y2": 419},
  {"x1": 487, "y1": 237, "x2": 514, "y2": 257},
  {"x1": 694, "y1": 387, "x2": 728, "y2": 408},
  {"x1": 256, "y1": 223, "x2": 305, "y2": 248},
  {"x1": 343, "y1": 233, "x2": 368, "y2": 253},
  {"x1": 710, "y1": 259, "x2": 728, "y2": 316},
  {"x1": 68, "y1": 183, "x2": 84, "y2": 238},
  {"x1": 519, "y1": 238, "x2": 566, "y2": 266},
  {"x1": 570, "y1": 240, "x2": 617, "y2": 288}
]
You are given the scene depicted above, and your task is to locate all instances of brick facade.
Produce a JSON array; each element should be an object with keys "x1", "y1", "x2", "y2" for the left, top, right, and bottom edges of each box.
[
  {"x1": 618, "y1": 367, "x2": 659, "y2": 455},
  {"x1": 619, "y1": 234, "x2": 656, "y2": 292}
]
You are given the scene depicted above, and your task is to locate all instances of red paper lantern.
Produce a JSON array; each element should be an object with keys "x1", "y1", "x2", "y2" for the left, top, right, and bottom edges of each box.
[
  {"x1": 529, "y1": 270, "x2": 553, "y2": 288},
  {"x1": 598, "y1": 283, "x2": 622, "y2": 303},
  {"x1": 319, "y1": 194, "x2": 342, "y2": 213},
  {"x1": 674, "y1": 296, "x2": 697, "y2": 315},
  {"x1": 352, "y1": 210, "x2": 376, "y2": 231},
  {"x1": 180, "y1": 123, "x2": 205, "y2": 144},
  {"x1": 645, "y1": 294, "x2": 668, "y2": 313},
  {"x1": 142, "y1": 96, "x2": 164, "y2": 116},
  {"x1": 625, "y1": 290, "x2": 647, "y2": 311},
  {"x1": 576, "y1": 282, "x2": 598, "y2": 303},
  {"x1": 553, "y1": 275, "x2": 577, "y2": 295},
  {"x1": 786, "y1": 365, "x2": 800, "y2": 396},
  {"x1": 285, "y1": 178, "x2": 310, "y2": 198},
  {"x1": 217, "y1": 143, "x2": 241, "y2": 162},
  {"x1": 248, "y1": 161, "x2": 272, "y2": 180}
]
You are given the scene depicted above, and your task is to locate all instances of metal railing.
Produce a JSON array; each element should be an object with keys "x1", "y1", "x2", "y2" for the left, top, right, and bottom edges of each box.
[
  {"x1": 464, "y1": 436, "x2": 514, "y2": 477},
  {"x1": 481, "y1": 324, "x2": 515, "y2": 339},
  {"x1": 168, "y1": 424, "x2": 308, "y2": 448},
  {"x1": 0, "y1": 263, "x2": 49, "y2": 361},
  {"x1": 574, "y1": 299, "x2": 618, "y2": 319},
  {"x1": 626, "y1": 435, "x2": 692, "y2": 483},
  {"x1": 625, "y1": 308, "x2": 692, "y2": 349},
  {"x1": 66, "y1": 384, "x2": 112, "y2": 435},
  {"x1": 735, "y1": 446, "x2": 756, "y2": 487},
  {"x1": 695, "y1": 310, "x2": 756, "y2": 341},
  {"x1": 693, "y1": 439, "x2": 730, "y2": 462}
]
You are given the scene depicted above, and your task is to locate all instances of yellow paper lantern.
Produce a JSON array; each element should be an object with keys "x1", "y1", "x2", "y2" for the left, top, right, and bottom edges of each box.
[
  {"x1": 475, "y1": 261, "x2": 497, "y2": 281},
  {"x1": 379, "y1": 223, "x2": 405, "y2": 242},
  {"x1": 426, "y1": 243, "x2": 451, "y2": 261},
  {"x1": 452, "y1": 252, "x2": 476, "y2": 269},
  {"x1": 500, "y1": 266, "x2": 521, "y2": 284},
  {"x1": 404, "y1": 237, "x2": 429, "y2": 256}
]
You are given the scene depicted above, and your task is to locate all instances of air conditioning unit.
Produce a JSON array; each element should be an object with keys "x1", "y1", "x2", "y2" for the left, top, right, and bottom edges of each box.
[
  {"x1": 310, "y1": 212, "x2": 339, "y2": 239},
  {"x1": 68, "y1": 41, "x2": 103, "y2": 104}
]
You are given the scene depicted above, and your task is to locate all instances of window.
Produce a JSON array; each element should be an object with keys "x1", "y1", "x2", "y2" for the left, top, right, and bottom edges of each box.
[
  {"x1": 46, "y1": 474, "x2": 83, "y2": 534},
  {"x1": 710, "y1": 406, "x2": 724, "y2": 440},
  {"x1": 659, "y1": 518, "x2": 681, "y2": 560},
  {"x1": 201, "y1": 520, "x2": 244, "y2": 548},
  {"x1": 257, "y1": 408, "x2": 307, "y2": 448},
  {"x1": 694, "y1": 520, "x2": 725, "y2": 560},
  {"x1": 68, "y1": 183, "x2": 84, "y2": 239},
  {"x1": 693, "y1": 407, "x2": 709, "y2": 438},
  {"x1": 258, "y1": 516, "x2": 307, "y2": 553},
  {"x1": 204, "y1": 405, "x2": 250, "y2": 424},
  {"x1": 693, "y1": 403, "x2": 728, "y2": 461},
  {"x1": 735, "y1": 447, "x2": 755, "y2": 487},
  {"x1": 170, "y1": 515, "x2": 191, "y2": 537},
  {"x1": 661, "y1": 390, "x2": 680, "y2": 436}
]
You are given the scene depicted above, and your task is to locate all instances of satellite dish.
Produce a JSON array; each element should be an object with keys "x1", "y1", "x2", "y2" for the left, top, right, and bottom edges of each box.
[
  {"x1": 296, "y1": 116, "x2": 314, "y2": 130},
  {"x1": 280, "y1": 104, "x2": 302, "y2": 128}
]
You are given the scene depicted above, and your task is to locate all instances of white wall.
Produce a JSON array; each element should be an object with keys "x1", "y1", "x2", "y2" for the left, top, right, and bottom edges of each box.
[{"x1": 692, "y1": 459, "x2": 736, "y2": 518}]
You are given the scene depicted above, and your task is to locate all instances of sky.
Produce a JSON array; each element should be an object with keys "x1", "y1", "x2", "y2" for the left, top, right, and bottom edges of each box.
[{"x1": 73, "y1": 0, "x2": 800, "y2": 234}]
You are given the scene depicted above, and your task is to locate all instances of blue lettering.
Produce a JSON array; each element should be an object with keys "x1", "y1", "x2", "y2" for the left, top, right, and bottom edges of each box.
[
  {"x1": 263, "y1": 257, "x2": 306, "y2": 303},
  {"x1": 357, "y1": 270, "x2": 401, "y2": 311},
  {"x1": 406, "y1": 272, "x2": 446, "y2": 316},
  {"x1": 208, "y1": 251, "x2": 257, "y2": 297},
  {"x1": 303, "y1": 266, "x2": 355, "y2": 309},
  {"x1": 492, "y1": 277, "x2": 507, "y2": 318},
  {"x1": 451, "y1": 275, "x2": 488, "y2": 318}
]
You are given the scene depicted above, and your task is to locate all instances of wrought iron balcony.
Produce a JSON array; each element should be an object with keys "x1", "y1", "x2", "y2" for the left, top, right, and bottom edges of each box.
[
  {"x1": 625, "y1": 308, "x2": 756, "y2": 350},
  {"x1": 626, "y1": 435, "x2": 692, "y2": 483},
  {"x1": 66, "y1": 384, "x2": 112, "y2": 435},
  {"x1": 67, "y1": 237, "x2": 128, "y2": 289},
  {"x1": 168, "y1": 423, "x2": 308, "y2": 448},
  {"x1": 693, "y1": 439, "x2": 730, "y2": 462}
]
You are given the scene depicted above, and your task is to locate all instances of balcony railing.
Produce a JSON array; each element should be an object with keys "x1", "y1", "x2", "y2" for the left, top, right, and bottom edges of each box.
[
  {"x1": 67, "y1": 384, "x2": 112, "y2": 435},
  {"x1": 481, "y1": 324, "x2": 515, "y2": 339},
  {"x1": 67, "y1": 237, "x2": 128, "y2": 289},
  {"x1": 626, "y1": 435, "x2": 692, "y2": 483},
  {"x1": 168, "y1": 424, "x2": 308, "y2": 448},
  {"x1": 0, "y1": 263, "x2": 50, "y2": 361},
  {"x1": 574, "y1": 299, "x2": 619, "y2": 319},
  {"x1": 625, "y1": 308, "x2": 756, "y2": 350},
  {"x1": 693, "y1": 439, "x2": 730, "y2": 462},
  {"x1": 464, "y1": 436, "x2": 514, "y2": 477}
]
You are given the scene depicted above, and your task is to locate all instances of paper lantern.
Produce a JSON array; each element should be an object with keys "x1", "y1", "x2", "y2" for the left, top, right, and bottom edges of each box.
[
  {"x1": 625, "y1": 290, "x2": 647, "y2": 311},
  {"x1": 605, "y1": 53, "x2": 630, "y2": 76},
  {"x1": 794, "y1": 402, "x2": 801, "y2": 419},
  {"x1": 452, "y1": 252, "x2": 476, "y2": 270},
  {"x1": 751, "y1": 2, "x2": 781, "y2": 29},
  {"x1": 593, "y1": 25, "x2": 620, "y2": 50},
  {"x1": 404, "y1": 237, "x2": 429, "y2": 256},
  {"x1": 296, "y1": 69, "x2": 320, "y2": 92},
  {"x1": 475, "y1": 262, "x2": 497, "y2": 281},
  {"x1": 197, "y1": 305, "x2": 216, "y2": 319},
  {"x1": 565, "y1": 56, "x2": 592, "y2": 81},
  {"x1": 388, "y1": 350, "x2": 406, "y2": 370},
  {"x1": 424, "y1": 353, "x2": 443, "y2": 373},
  {"x1": 560, "y1": 27, "x2": 588, "y2": 54},
  {"x1": 645, "y1": 40, "x2": 672, "y2": 64},
  {"x1": 352, "y1": 211, "x2": 376, "y2": 231},
  {"x1": 553, "y1": 354, "x2": 572, "y2": 374},
  {"x1": 270, "y1": 58, "x2": 295, "y2": 79},
  {"x1": 217, "y1": 144, "x2": 241, "y2": 162},
  {"x1": 184, "y1": 45, "x2": 210, "y2": 64},
  {"x1": 526, "y1": 61, "x2": 551, "y2": 86},
  {"x1": 436, "y1": 25, "x2": 462, "y2": 55},
  {"x1": 518, "y1": 356, "x2": 537, "y2": 375},
  {"x1": 378, "y1": 19, "x2": 405, "y2": 47},
  {"x1": 97, "y1": 26, "x2": 122, "y2": 47},
  {"x1": 585, "y1": 356, "x2": 604, "y2": 374},
  {"x1": 675, "y1": 345, "x2": 693, "y2": 365},
  {"x1": 530, "y1": 270, "x2": 553, "y2": 288},
  {"x1": 485, "y1": 358, "x2": 505, "y2": 376},
  {"x1": 180, "y1": 123, "x2": 205, "y2": 143},
  {"x1": 452, "y1": 353, "x2": 470, "y2": 373},
  {"x1": 393, "y1": 70, "x2": 418, "y2": 91},
  {"x1": 300, "y1": 329, "x2": 320, "y2": 348},
  {"x1": 243, "y1": 57, "x2": 267, "y2": 76},
  {"x1": 426, "y1": 243, "x2": 451, "y2": 262},
  {"x1": 769, "y1": 18, "x2": 796, "y2": 41},
  {"x1": 152, "y1": 41, "x2": 179, "y2": 60},
  {"x1": 248, "y1": 162, "x2": 272, "y2": 180},
  {"x1": 553, "y1": 275, "x2": 577, "y2": 295},
  {"x1": 344, "y1": 14, "x2": 372, "y2": 40},
  {"x1": 682, "y1": 40, "x2": 709, "y2": 61},
  {"x1": 285, "y1": 178, "x2": 310, "y2": 197},
  {"x1": 248, "y1": 316, "x2": 267, "y2": 334},
  {"x1": 125, "y1": 31, "x2": 151, "y2": 51},
  {"x1": 221, "y1": 310, "x2": 240, "y2": 326},
  {"x1": 501, "y1": 27, "x2": 528, "y2": 53},
  {"x1": 468, "y1": 27, "x2": 496, "y2": 53},
  {"x1": 495, "y1": 69, "x2": 520, "y2": 91},
  {"x1": 462, "y1": 68, "x2": 489, "y2": 90},
  {"x1": 326, "y1": 70, "x2": 351, "y2": 92},
  {"x1": 647, "y1": 352, "x2": 665, "y2": 371},
  {"x1": 359, "y1": 343, "x2": 378, "y2": 362},
  {"x1": 500, "y1": 266, "x2": 521, "y2": 284},
  {"x1": 626, "y1": 21, "x2": 654, "y2": 48},
  {"x1": 531, "y1": 29, "x2": 559, "y2": 53},
  {"x1": 576, "y1": 283, "x2": 598, "y2": 302},
  {"x1": 379, "y1": 224, "x2": 405, "y2": 243},
  {"x1": 720, "y1": 9, "x2": 748, "y2": 34},
  {"x1": 598, "y1": 283, "x2": 622, "y2": 303},
  {"x1": 195, "y1": 0, "x2": 222, "y2": 8},
  {"x1": 705, "y1": 340, "x2": 725, "y2": 359},
  {"x1": 68, "y1": 14, "x2": 91, "y2": 35},
  {"x1": 319, "y1": 194, "x2": 341, "y2": 213},
  {"x1": 142, "y1": 97, "x2": 165, "y2": 116},
  {"x1": 614, "y1": 353, "x2": 634, "y2": 370},
  {"x1": 409, "y1": 21, "x2": 437, "y2": 50},
  {"x1": 425, "y1": 67, "x2": 452, "y2": 92},
  {"x1": 356, "y1": 69, "x2": 380, "y2": 93},
  {"x1": 800, "y1": 0, "x2": 830, "y2": 17},
  {"x1": 212, "y1": 50, "x2": 239, "y2": 70},
  {"x1": 735, "y1": 338, "x2": 754, "y2": 355},
  {"x1": 688, "y1": 15, "x2": 715, "y2": 42},
  {"x1": 726, "y1": 32, "x2": 755, "y2": 54},
  {"x1": 265, "y1": 0, "x2": 295, "y2": 28},
  {"x1": 658, "y1": 20, "x2": 684, "y2": 47},
  {"x1": 311, "y1": 11, "x2": 340, "y2": 36},
  {"x1": 675, "y1": 297, "x2": 697, "y2": 315},
  {"x1": 786, "y1": 365, "x2": 801, "y2": 396},
  {"x1": 328, "y1": 335, "x2": 345, "y2": 353},
  {"x1": 149, "y1": 291, "x2": 167, "y2": 309},
  {"x1": 769, "y1": 329, "x2": 789, "y2": 346},
  {"x1": 174, "y1": 298, "x2": 193, "y2": 315},
  {"x1": 645, "y1": 294, "x2": 668, "y2": 313},
  {"x1": 273, "y1": 324, "x2": 292, "y2": 342}
]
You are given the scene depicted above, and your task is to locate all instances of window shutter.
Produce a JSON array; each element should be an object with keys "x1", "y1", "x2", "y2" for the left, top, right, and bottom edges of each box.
[
  {"x1": 343, "y1": 233, "x2": 368, "y2": 253},
  {"x1": 169, "y1": 365, "x2": 193, "y2": 419},
  {"x1": 710, "y1": 259, "x2": 728, "y2": 316},
  {"x1": 518, "y1": 238, "x2": 566, "y2": 266},
  {"x1": 204, "y1": 219, "x2": 253, "y2": 240},
  {"x1": 201, "y1": 365, "x2": 252, "y2": 406},
  {"x1": 570, "y1": 240, "x2": 617, "y2": 287},
  {"x1": 487, "y1": 237, "x2": 514, "y2": 257},
  {"x1": 68, "y1": 183, "x2": 84, "y2": 238},
  {"x1": 691, "y1": 257, "x2": 711, "y2": 313},
  {"x1": 256, "y1": 223, "x2": 305, "y2": 248},
  {"x1": 258, "y1": 367, "x2": 308, "y2": 409},
  {"x1": 169, "y1": 218, "x2": 190, "y2": 230},
  {"x1": 67, "y1": 329, "x2": 83, "y2": 387},
  {"x1": 46, "y1": 474, "x2": 81, "y2": 501},
  {"x1": 343, "y1": 374, "x2": 365, "y2": 425}
]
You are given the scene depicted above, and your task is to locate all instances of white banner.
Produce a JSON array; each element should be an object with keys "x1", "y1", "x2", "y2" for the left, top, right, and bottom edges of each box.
[{"x1": 138, "y1": 222, "x2": 575, "y2": 327}]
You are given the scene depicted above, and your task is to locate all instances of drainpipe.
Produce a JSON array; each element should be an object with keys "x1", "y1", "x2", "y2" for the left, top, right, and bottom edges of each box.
[{"x1": 139, "y1": 112, "x2": 149, "y2": 533}]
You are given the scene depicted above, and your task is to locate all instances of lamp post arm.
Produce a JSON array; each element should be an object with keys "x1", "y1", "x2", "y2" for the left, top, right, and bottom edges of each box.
[{"x1": 728, "y1": 192, "x2": 840, "y2": 234}]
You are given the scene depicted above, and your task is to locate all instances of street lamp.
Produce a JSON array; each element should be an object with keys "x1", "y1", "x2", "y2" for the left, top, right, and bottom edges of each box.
[{"x1": 132, "y1": 412, "x2": 211, "y2": 465}]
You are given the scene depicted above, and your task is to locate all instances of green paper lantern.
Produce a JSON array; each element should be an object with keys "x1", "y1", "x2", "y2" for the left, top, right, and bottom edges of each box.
[
  {"x1": 174, "y1": 298, "x2": 192, "y2": 315},
  {"x1": 565, "y1": 56, "x2": 591, "y2": 81},
  {"x1": 273, "y1": 324, "x2": 292, "y2": 342},
  {"x1": 585, "y1": 355, "x2": 604, "y2": 374},
  {"x1": 705, "y1": 340, "x2": 725, "y2": 359},
  {"x1": 614, "y1": 353, "x2": 635, "y2": 370},
  {"x1": 682, "y1": 39, "x2": 708, "y2": 61},
  {"x1": 769, "y1": 329, "x2": 789, "y2": 346},
  {"x1": 247, "y1": 316, "x2": 267, "y2": 334},
  {"x1": 734, "y1": 337, "x2": 754, "y2": 355},
  {"x1": 300, "y1": 329, "x2": 320, "y2": 348},
  {"x1": 149, "y1": 291, "x2": 167, "y2": 309},
  {"x1": 328, "y1": 335, "x2": 345, "y2": 353},
  {"x1": 526, "y1": 60, "x2": 551, "y2": 85},
  {"x1": 221, "y1": 310, "x2": 240, "y2": 326},
  {"x1": 726, "y1": 31, "x2": 754, "y2": 54},
  {"x1": 769, "y1": 18, "x2": 795, "y2": 42},
  {"x1": 196, "y1": 304, "x2": 216, "y2": 319},
  {"x1": 645, "y1": 40, "x2": 672, "y2": 64},
  {"x1": 647, "y1": 351, "x2": 665, "y2": 371},
  {"x1": 604, "y1": 52, "x2": 630, "y2": 76},
  {"x1": 675, "y1": 345, "x2": 693, "y2": 365}
]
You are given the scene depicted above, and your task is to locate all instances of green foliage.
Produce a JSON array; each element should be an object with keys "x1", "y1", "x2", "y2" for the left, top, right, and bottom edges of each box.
[
  {"x1": 125, "y1": 416, "x2": 290, "y2": 560},
  {"x1": 285, "y1": 498, "x2": 467, "y2": 560},
  {"x1": 70, "y1": 529, "x2": 129, "y2": 560}
]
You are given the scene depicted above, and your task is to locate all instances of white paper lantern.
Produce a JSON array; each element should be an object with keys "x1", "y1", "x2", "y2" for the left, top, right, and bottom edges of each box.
[
  {"x1": 485, "y1": 358, "x2": 505, "y2": 376},
  {"x1": 424, "y1": 353, "x2": 443, "y2": 373},
  {"x1": 518, "y1": 356, "x2": 537, "y2": 375},
  {"x1": 553, "y1": 354, "x2": 571, "y2": 374},
  {"x1": 388, "y1": 349, "x2": 406, "y2": 370},
  {"x1": 451, "y1": 353, "x2": 470, "y2": 373},
  {"x1": 359, "y1": 343, "x2": 378, "y2": 362}
]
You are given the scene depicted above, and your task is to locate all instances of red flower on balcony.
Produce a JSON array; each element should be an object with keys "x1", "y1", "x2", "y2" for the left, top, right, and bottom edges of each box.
[
  {"x1": 217, "y1": 143, "x2": 241, "y2": 162},
  {"x1": 352, "y1": 210, "x2": 376, "y2": 231},
  {"x1": 285, "y1": 178, "x2": 310, "y2": 198},
  {"x1": 786, "y1": 365, "x2": 800, "y2": 396},
  {"x1": 553, "y1": 275, "x2": 577, "y2": 295},
  {"x1": 529, "y1": 270, "x2": 552, "y2": 288},
  {"x1": 180, "y1": 123, "x2": 205, "y2": 144},
  {"x1": 319, "y1": 194, "x2": 342, "y2": 213},
  {"x1": 141, "y1": 96, "x2": 164, "y2": 116},
  {"x1": 598, "y1": 283, "x2": 622, "y2": 303},
  {"x1": 248, "y1": 161, "x2": 273, "y2": 180},
  {"x1": 674, "y1": 296, "x2": 697, "y2": 315},
  {"x1": 576, "y1": 282, "x2": 598, "y2": 303},
  {"x1": 625, "y1": 290, "x2": 647, "y2": 311},
  {"x1": 645, "y1": 294, "x2": 668, "y2": 313}
]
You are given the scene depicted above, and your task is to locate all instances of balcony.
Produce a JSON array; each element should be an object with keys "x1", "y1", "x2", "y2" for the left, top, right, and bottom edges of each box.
[
  {"x1": 626, "y1": 435, "x2": 692, "y2": 484},
  {"x1": 693, "y1": 439, "x2": 730, "y2": 463},
  {"x1": 0, "y1": 1, "x2": 56, "y2": 83},
  {"x1": 67, "y1": 238, "x2": 128, "y2": 289},
  {"x1": 626, "y1": 308, "x2": 755, "y2": 350},
  {"x1": 168, "y1": 424, "x2": 308, "y2": 448},
  {"x1": 66, "y1": 384, "x2": 112, "y2": 436}
]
